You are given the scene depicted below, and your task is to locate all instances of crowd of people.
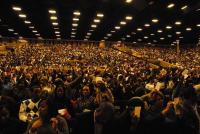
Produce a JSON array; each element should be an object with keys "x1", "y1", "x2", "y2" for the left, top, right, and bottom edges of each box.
[{"x1": 0, "y1": 43, "x2": 200, "y2": 134}]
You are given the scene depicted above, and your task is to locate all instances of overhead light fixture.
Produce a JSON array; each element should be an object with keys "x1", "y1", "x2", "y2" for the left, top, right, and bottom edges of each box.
[
  {"x1": 19, "y1": 14, "x2": 26, "y2": 18},
  {"x1": 153, "y1": 40, "x2": 157, "y2": 42},
  {"x1": 131, "y1": 32, "x2": 136, "y2": 35},
  {"x1": 87, "y1": 33, "x2": 92, "y2": 35},
  {"x1": 126, "y1": 35, "x2": 131, "y2": 38},
  {"x1": 57, "y1": 38, "x2": 61, "y2": 40},
  {"x1": 71, "y1": 32, "x2": 76, "y2": 35},
  {"x1": 111, "y1": 30, "x2": 115, "y2": 33},
  {"x1": 179, "y1": 36, "x2": 183, "y2": 39},
  {"x1": 24, "y1": 21, "x2": 31, "y2": 24},
  {"x1": 12, "y1": 6, "x2": 22, "y2": 11},
  {"x1": 94, "y1": 19, "x2": 100, "y2": 23},
  {"x1": 29, "y1": 26, "x2": 34, "y2": 29},
  {"x1": 144, "y1": 36, "x2": 148, "y2": 39},
  {"x1": 133, "y1": 42, "x2": 137, "y2": 44},
  {"x1": 160, "y1": 37, "x2": 165, "y2": 40},
  {"x1": 157, "y1": 30, "x2": 163, "y2": 33},
  {"x1": 8, "y1": 29, "x2": 14, "y2": 32},
  {"x1": 56, "y1": 34, "x2": 60, "y2": 37},
  {"x1": 144, "y1": 23, "x2": 150, "y2": 27},
  {"x1": 84, "y1": 39, "x2": 88, "y2": 41},
  {"x1": 168, "y1": 35, "x2": 172, "y2": 37},
  {"x1": 175, "y1": 21, "x2": 182, "y2": 25},
  {"x1": 115, "y1": 26, "x2": 120, "y2": 30},
  {"x1": 14, "y1": 33, "x2": 18, "y2": 35},
  {"x1": 137, "y1": 28, "x2": 142, "y2": 31},
  {"x1": 166, "y1": 26, "x2": 172, "y2": 29},
  {"x1": 186, "y1": 27, "x2": 192, "y2": 31},
  {"x1": 49, "y1": 10, "x2": 56, "y2": 14},
  {"x1": 55, "y1": 31, "x2": 60, "y2": 34},
  {"x1": 89, "y1": 29, "x2": 94, "y2": 32},
  {"x1": 167, "y1": 3, "x2": 175, "y2": 8},
  {"x1": 137, "y1": 39, "x2": 142, "y2": 41},
  {"x1": 50, "y1": 16, "x2": 57, "y2": 20},
  {"x1": 181, "y1": 5, "x2": 188, "y2": 10},
  {"x1": 125, "y1": 16, "x2": 133, "y2": 20},
  {"x1": 104, "y1": 37, "x2": 108, "y2": 39},
  {"x1": 72, "y1": 28, "x2": 76, "y2": 31},
  {"x1": 176, "y1": 31, "x2": 181, "y2": 35},
  {"x1": 122, "y1": 38, "x2": 126, "y2": 40},
  {"x1": 125, "y1": 0, "x2": 132, "y2": 3},
  {"x1": 150, "y1": 33, "x2": 155, "y2": 36},
  {"x1": 120, "y1": 21, "x2": 126, "y2": 25},
  {"x1": 35, "y1": 34, "x2": 40, "y2": 36},
  {"x1": 54, "y1": 27, "x2": 59, "y2": 30},
  {"x1": 91, "y1": 24, "x2": 97, "y2": 28},
  {"x1": 101, "y1": 40, "x2": 105, "y2": 42},
  {"x1": 72, "y1": 23, "x2": 78, "y2": 27},
  {"x1": 52, "y1": 22, "x2": 58, "y2": 26},
  {"x1": 196, "y1": 9, "x2": 200, "y2": 11},
  {"x1": 32, "y1": 30, "x2": 38, "y2": 33},
  {"x1": 152, "y1": 18, "x2": 159, "y2": 23},
  {"x1": 197, "y1": 24, "x2": 200, "y2": 27},
  {"x1": 107, "y1": 34, "x2": 112, "y2": 37},
  {"x1": 73, "y1": 18, "x2": 79, "y2": 21},
  {"x1": 85, "y1": 36, "x2": 90, "y2": 38},
  {"x1": 73, "y1": 11, "x2": 81, "y2": 16},
  {"x1": 148, "y1": 42, "x2": 151, "y2": 45},
  {"x1": 97, "y1": 13, "x2": 104, "y2": 17}
]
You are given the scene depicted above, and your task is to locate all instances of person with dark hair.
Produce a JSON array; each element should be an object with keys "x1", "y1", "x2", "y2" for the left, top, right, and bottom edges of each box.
[{"x1": 26, "y1": 98, "x2": 69, "y2": 134}]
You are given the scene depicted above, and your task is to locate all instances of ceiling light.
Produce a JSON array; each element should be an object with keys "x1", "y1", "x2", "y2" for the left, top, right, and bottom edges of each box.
[
  {"x1": 73, "y1": 11, "x2": 81, "y2": 16},
  {"x1": 144, "y1": 36, "x2": 148, "y2": 39},
  {"x1": 89, "y1": 29, "x2": 94, "y2": 32},
  {"x1": 49, "y1": 10, "x2": 56, "y2": 14},
  {"x1": 104, "y1": 37, "x2": 108, "y2": 39},
  {"x1": 24, "y1": 21, "x2": 31, "y2": 24},
  {"x1": 186, "y1": 28, "x2": 192, "y2": 31},
  {"x1": 97, "y1": 13, "x2": 104, "y2": 17},
  {"x1": 57, "y1": 38, "x2": 61, "y2": 40},
  {"x1": 71, "y1": 32, "x2": 76, "y2": 35},
  {"x1": 52, "y1": 22, "x2": 58, "y2": 26},
  {"x1": 120, "y1": 21, "x2": 126, "y2": 25},
  {"x1": 131, "y1": 32, "x2": 136, "y2": 34},
  {"x1": 29, "y1": 26, "x2": 34, "y2": 29},
  {"x1": 32, "y1": 30, "x2": 38, "y2": 33},
  {"x1": 150, "y1": 33, "x2": 155, "y2": 36},
  {"x1": 175, "y1": 21, "x2": 182, "y2": 25},
  {"x1": 87, "y1": 33, "x2": 92, "y2": 35},
  {"x1": 35, "y1": 34, "x2": 40, "y2": 36},
  {"x1": 126, "y1": 35, "x2": 131, "y2": 38},
  {"x1": 179, "y1": 36, "x2": 183, "y2": 39},
  {"x1": 72, "y1": 23, "x2": 78, "y2": 27},
  {"x1": 152, "y1": 18, "x2": 159, "y2": 23},
  {"x1": 54, "y1": 27, "x2": 59, "y2": 30},
  {"x1": 137, "y1": 28, "x2": 142, "y2": 31},
  {"x1": 144, "y1": 23, "x2": 150, "y2": 27},
  {"x1": 101, "y1": 40, "x2": 105, "y2": 42},
  {"x1": 137, "y1": 39, "x2": 142, "y2": 41},
  {"x1": 14, "y1": 33, "x2": 18, "y2": 35},
  {"x1": 85, "y1": 36, "x2": 90, "y2": 38},
  {"x1": 19, "y1": 14, "x2": 26, "y2": 18},
  {"x1": 126, "y1": 0, "x2": 132, "y2": 3},
  {"x1": 160, "y1": 37, "x2": 165, "y2": 40},
  {"x1": 148, "y1": 43, "x2": 151, "y2": 45},
  {"x1": 84, "y1": 39, "x2": 88, "y2": 41},
  {"x1": 115, "y1": 26, "x2": 120, "y2": 30},
  {"x1": 157, "y1": 30, "x2": 163, "y2": 33},
  {"x1": 72, "y1": 28, "x2": 76, "y2": 31},
  {"x1": 167, "y1": 3, "x2": 175, "y2": 8},
  {"x1": 12, "y1": 6, "x2": 21, "y2": 11},
  {"x1": 55, "y1": 31, "x2": 60, "y2": 34},
  {"x1": 125, "y1": 16, "x2": 133, "y2": 20},
  {"x1": 133, "y1": 42, "x2": 137, "y2": 44},
  {"x1": 91, "y1": 24, "x2": 97, "y2": 28},
  {"x1": 196, "y1": 9, "x2": 200, "y2": 11},
  {"x1": 197, "y1": 24, "x2": 200, "y2": 27},
  {"x1": 107, "y1": 34, "x2": 112, "y2": 37},
  {"x1": 176, "y1": 32, "x2": 181, "y2": 35},
  {"x1": 73, "y1": 18, "x2": 79, "y2": 21},
  {"x1": 94, "y1": 19, "x2": 100, "y2": 23},
  {"x1": 56, "y1": 34, "x2": 60, "y2": 37},
  {"x1": 168, "y1": 35, "x2": 172, "y2": 37},
  {"x1": 122, "y1": 38, "x2": 126, "y2": 40},
  {"x1": 181, "y1": 5, "x2": 188, "y2": 10},
  {"x1": 50, "y1": 16, "x2": 57, "y2": 20},
  {"x1": 166, "y1": 26, "x2": 172, "y2": 29},
  {"x1": 153, "y1": 40, "x2": 157, "y2": 42},
  {"x1": 111, "y1": 30, "x2": 115, "y2": 33},
  {"x1": 8, "y1": 29, "x2": 14, "y2": 32}
]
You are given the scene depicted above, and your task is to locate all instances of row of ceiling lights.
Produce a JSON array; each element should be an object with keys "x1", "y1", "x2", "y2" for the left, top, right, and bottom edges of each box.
[
  {"x1": 71, "y1": 11, "x2": 81, "y2": 39},
  {"x1": 84, "y1": 13, "x2": 104, "y2": 41},
  {"x1": 12, "y1": 6, "x2": 42, "y2": 39},
  {"x1": 48, "y1": 9, "x2": 60, "y2": 40}
]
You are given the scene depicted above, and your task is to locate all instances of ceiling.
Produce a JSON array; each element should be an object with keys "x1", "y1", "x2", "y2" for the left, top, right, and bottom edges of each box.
[{"x1": 0, "y1": 0, "x2": 199, "y2": 45}]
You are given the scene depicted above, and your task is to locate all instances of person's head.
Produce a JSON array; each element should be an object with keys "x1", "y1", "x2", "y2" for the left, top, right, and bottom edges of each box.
[
  {"x1": 55, "y1": 86, "x2": 65, "y2": 98},
  {"x1": 38, "y1": 98, "x2": 57, "y2": 122},
  {"x1": 81, "y1": 85, "x2": 91, "y2": 97},
  {"x1": 31, "y1": 85, "x2": 42, "y2": 101}
]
